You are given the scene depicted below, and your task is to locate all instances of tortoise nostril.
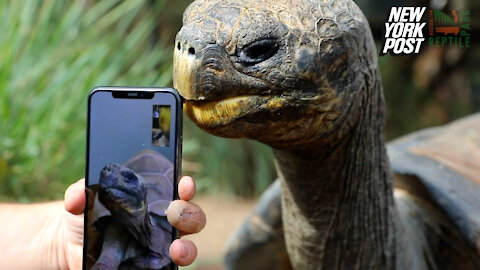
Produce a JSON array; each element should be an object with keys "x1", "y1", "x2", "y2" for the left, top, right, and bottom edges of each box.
[
  {"x1": 177, "y1": 42, "x2": 181, "y2": 51},
  {"x1": 188, "y1": 47, "x2": 195, "y2": 55}
]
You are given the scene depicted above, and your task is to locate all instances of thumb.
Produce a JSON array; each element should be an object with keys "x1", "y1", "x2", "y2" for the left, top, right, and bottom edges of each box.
[{"x1": 64, "y1": 179, "x2": 86, "y2": 215}]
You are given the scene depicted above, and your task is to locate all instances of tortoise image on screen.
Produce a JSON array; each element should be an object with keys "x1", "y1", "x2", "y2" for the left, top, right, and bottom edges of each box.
[
  {"x1": 173, "y1": 0, "x2": 480, "y2": 269},
  {"x1": 86, "y1": 150, "x2": 174, "y2": 270}
]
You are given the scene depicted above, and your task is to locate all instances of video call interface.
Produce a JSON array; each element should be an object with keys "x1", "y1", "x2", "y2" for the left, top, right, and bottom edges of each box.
[{"x1": 87, "y1": 91, "x2": 176, "y2": 270}]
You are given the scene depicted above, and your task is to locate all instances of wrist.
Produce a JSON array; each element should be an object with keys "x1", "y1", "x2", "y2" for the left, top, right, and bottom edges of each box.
[
  {"x1": 36, "y1": 202, "x2": 65, "y2": 270},
  {"x1": 38, "y1": 202, "x2": 64, "y2": 269},
  {"x1": 0, "y1": 202, "x2": 64, "y2": 270}
]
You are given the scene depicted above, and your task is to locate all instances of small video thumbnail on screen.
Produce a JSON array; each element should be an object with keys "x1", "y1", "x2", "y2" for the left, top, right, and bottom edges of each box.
[{"x1": 152, "y1": 105, "x2": 171, "y2": 147}]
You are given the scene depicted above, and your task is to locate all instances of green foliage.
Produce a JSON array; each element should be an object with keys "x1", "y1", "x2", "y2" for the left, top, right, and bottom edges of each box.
[
  {"x1": 0, "y1": 0, "x2": 275, "y2": 202},
  {"x1": 378, "y1": 46, "x2": 480, "y2": 140},
  {"x1": 0, "y1": 0, "x2": 173, "y2": 201}
]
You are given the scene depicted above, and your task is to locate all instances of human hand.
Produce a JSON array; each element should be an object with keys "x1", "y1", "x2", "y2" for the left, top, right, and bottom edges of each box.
[
  {"x1": 58, "y1": 178, "x2": 86, "y2": 269},
  {"x1": 167, "y1": 176, "x2": 207, "y2": 266},
  {"x1": 58, "y1": 176, "x2": 206, "y2": 269}
]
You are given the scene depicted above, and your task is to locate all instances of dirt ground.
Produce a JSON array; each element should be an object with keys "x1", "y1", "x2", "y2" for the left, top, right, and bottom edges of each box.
[{"x1": 182, "y1": 195, "x2": 257, "y2": 270}]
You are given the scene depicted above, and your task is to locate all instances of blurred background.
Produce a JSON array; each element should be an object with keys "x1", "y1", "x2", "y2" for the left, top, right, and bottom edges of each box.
[{"x1": 0, "y1": 0, "x2": 478, "y2": 268}]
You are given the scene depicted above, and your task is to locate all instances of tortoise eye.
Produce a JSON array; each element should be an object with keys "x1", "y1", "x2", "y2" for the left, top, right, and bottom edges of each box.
[
  {"x1": 238, "y1": 39, "x2": 279, "y2": 65},
  {"x1": 122, "y1": 171, "x2": 137, "y2": 183}
]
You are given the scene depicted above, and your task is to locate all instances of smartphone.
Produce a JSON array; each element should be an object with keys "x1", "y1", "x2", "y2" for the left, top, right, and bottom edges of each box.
[{"x1": 84, "y1": 87, "x2": 182, "y2": 270}]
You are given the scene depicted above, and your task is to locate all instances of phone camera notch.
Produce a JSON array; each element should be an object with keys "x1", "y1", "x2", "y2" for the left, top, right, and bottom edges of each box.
[{"x1": 112, "y1": 91, "x2": 154, "y2": 99}]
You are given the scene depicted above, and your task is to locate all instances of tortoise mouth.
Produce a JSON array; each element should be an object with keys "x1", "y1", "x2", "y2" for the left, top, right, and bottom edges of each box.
[
  {"x1": 103, "y1": 186, "x2": 138, "y2": 199},
  {"x1": 184, "y1": 95, "x2": 275, "y2": 127},
  {"x1": 100, "y1": 187, "x2": 145, "y2": 212}
]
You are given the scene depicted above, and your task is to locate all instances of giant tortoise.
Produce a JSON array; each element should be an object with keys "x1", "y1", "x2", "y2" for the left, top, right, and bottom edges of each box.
[
  {"x1": 172, "y1": 0, "x2": 480, "y2": 269},
  {"x1": 86, "y1": 150, "x2": 174, "y2": 270}
]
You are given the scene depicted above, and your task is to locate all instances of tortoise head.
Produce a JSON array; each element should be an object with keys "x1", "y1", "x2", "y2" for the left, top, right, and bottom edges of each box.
[
  {"x1": 174, "y1": 0, "x2": 380, "y2": 150},
  {"x1": 98, "y1": 163, "x2": 153, "y2": 248},
  {"x1": 98, "y1": 163, "x2": 148, "y2": 216}
]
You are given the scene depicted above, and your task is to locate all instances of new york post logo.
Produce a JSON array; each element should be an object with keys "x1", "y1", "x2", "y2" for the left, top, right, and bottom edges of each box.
[
  {"x1": 380, "y1": 7, "x2": 426, "y2": 55},
  {"x1": 380, "y1": 7, "x2": 471, "y2": 55}
]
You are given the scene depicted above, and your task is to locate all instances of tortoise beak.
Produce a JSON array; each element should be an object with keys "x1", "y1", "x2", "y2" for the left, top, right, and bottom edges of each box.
[{"x1": 173, "y1": 37, "x2": 203, "y2": 101}]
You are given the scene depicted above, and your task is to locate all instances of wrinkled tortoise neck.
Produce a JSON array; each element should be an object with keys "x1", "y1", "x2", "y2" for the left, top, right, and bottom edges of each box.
[{"x1": 273, "y1": 75, "x2": 397, "y2": 269}]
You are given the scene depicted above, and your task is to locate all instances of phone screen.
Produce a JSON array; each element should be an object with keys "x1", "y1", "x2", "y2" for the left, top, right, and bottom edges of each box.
[{"x1": 85, "y1": 88, "x2": 181, "y2": 270}]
